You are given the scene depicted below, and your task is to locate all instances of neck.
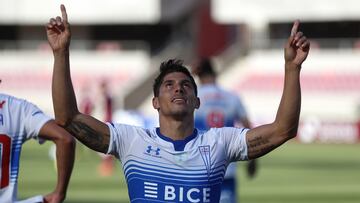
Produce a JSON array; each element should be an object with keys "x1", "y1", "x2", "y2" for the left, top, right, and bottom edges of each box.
[{"x1": 158, "y1": 114, "x2": 195, "y2": 140}]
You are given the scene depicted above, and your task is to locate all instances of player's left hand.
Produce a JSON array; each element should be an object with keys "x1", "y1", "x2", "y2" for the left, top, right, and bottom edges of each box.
[{"x1": 284, "y1": 20, "x2": 310, "y2": 68}]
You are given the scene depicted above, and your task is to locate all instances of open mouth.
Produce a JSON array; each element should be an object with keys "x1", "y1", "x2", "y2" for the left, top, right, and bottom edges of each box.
[{"x1": 172, "y1": 98, "x2": 186, "y2": 103}]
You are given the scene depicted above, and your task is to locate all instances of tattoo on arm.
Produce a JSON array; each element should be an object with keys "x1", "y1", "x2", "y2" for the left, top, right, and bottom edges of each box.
[
  {"x1": 247, "y1": 136, "x2": 276, "y2": 158},
  {"x1": 66, "y1": 121, "x2": 109, "y2": 153}
]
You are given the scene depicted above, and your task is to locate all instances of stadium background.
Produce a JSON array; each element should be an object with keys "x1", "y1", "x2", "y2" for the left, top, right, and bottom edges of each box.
[{"x1": 0, "y1": 0, "x2": 359, "y2": 202}]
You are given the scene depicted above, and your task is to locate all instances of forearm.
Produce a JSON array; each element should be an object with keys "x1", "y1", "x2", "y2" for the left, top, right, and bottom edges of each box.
[
  {"x1": 52, "y1": 49, "x2": 79, "y2": 126},
  {"x1": 53, "y1": 136, "x2": 75, "y2": 197},
  {"x1": 52, "y1": 50, "x2": 110, "y2": 153},
  {"x1": 274, "y1": 62, "x2": 301, "y2": 139},
  {"x1": 64, "y1": 114, "x2": 110, "y2": 153}
]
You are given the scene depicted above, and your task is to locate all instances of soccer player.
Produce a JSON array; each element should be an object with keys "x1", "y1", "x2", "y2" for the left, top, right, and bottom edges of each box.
[
  {"x1": 0, "y1": 90, "x2": 75, "y2": 203},
  {"x1": 193, "y1": 58, "x2": 257, "y2": 203},
  {"x1": 47, "y1": 5, "x2": 309, "y2": 202}
]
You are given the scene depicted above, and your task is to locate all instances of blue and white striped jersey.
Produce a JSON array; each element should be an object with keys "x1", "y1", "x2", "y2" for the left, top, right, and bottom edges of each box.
[
  {"x1": 0, "y1": 94, "x2": 51, "y2": 203},
  {"x1": 107, "y1": 123, "x2": 249, "y2": 203}
]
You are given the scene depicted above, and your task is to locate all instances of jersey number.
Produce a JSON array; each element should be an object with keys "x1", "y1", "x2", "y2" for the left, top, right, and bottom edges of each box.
[
  {"x1": 0, "y1": 134, "x2": 11, "y2": 189},
  {"x1": 206, "y1": 111, "x2": 225, "y2": 128}
]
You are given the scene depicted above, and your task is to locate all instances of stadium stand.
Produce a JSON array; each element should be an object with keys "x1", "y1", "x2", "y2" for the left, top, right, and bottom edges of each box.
[{"x1": 1, "y1": 0, "x2": 360, "y2": 142}]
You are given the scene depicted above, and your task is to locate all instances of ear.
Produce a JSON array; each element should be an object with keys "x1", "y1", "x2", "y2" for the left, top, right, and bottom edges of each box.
[
  {"x1": 195, "y1": 97, "x2": 200, "y2": 109},
  {"x1": 152, "y1": 97, "x2": 160, "y2": 111}
]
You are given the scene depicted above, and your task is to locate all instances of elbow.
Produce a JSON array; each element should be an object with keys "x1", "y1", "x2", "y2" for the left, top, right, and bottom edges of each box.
[
  {"x1": 54, "y1": 111, "x2": 79, "y2": 128},
  {"x1": 63, "y1": 133, "x2": 76, "y2": 146},
  {"x1": 54, "y1": 118, "x2": 67, "y2": 127},
  {"x1": 55, "y1": 130, "x2": 76, "y2": 149},
  {"x1": 282, "y1": 125, "x2": 298, "y2": 141},
  {"x1": 274, "y1": 121, "x2": 298, "y2": 141},
  {"x1": 287, "y1": 130, "x2": 297, "y2": 140}
]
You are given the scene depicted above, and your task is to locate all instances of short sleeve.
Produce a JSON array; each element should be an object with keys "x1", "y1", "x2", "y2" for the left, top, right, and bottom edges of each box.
[
  {"x1": 21, "y1": 99, "x2": 52, "y2": 140},
  {"x1": 220, "y1": 127, "x2": 249, "y2": 161},
  {"x1": 106, "y1": 122, "x2": 144, "y2": 161}
]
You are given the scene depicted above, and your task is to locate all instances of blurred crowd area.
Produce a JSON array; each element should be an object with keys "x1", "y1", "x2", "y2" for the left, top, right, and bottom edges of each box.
[{"x1": 1, "y1": 0, "x2": 359, "y2": 143}]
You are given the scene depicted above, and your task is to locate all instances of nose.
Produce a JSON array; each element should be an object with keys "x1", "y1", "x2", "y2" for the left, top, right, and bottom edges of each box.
[{"x1": 174, "y1": 83, "x2": 184, "y2": 93}]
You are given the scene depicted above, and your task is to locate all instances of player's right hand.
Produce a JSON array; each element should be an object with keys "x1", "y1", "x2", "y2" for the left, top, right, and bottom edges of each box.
[
  {"x1": 46, "y1": 4, "x2": 71, "y2": 52},
  {"x1": 284, "y1": 20, "x2": 310, "y2": 68},
  {"x1": 43, "y1": 191, "x2": 65, "y2": 203}
]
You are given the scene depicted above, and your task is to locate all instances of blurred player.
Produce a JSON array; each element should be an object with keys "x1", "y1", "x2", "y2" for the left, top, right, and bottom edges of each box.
[
  {"x1": 79, "y1": 81, "x2": 115, "y2": 176},
  {"x1": 92, "y1": 81, "x2": 114, "y2": 177},
  {"x1": 193, "y1": 58, "x2": 257, "y2": 203},
  {"x1": 0, "y1": 90, "x2": 75, "y2": 202},
  {"x1": 47, "y1": 5, "x2": 309, "y2": 202}
]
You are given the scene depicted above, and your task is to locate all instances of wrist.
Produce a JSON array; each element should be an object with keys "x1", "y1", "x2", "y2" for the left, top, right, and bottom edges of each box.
[
  {"x1": 53, "y1": 188, "x2": 66, "y2": 199},
  {"x1": 285, "y1": 62, "x2": 301, "y2": 72},
  {"x1": 53, "y1": 48, "x2": 69, "y2": 57}
]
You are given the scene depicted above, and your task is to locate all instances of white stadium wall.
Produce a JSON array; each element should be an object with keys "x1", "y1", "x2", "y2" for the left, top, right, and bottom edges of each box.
[
  {"x1": 0, "y1": 50, "x2": 151, "y2": 116},
  {"x1": 0, "y1": 0, "x2": 160, "y2": 24},
  {"x1": 212, "y1": 0, "x2": 360, "y2": 24},
  {"x1": 218, "y1": 50, "x2": 360, "y2": 143}
]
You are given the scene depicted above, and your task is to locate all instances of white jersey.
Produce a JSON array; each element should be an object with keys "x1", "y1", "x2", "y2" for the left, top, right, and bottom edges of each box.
[
  {"x1": 107, "y1": 123, "x2": 249, "y2": 203},
  {"x1": 0, "y1": 94, "x2": 51, "y2": 203},
  {"x1": 195, "y1": 84, "x2": 248, "y2": 179}
]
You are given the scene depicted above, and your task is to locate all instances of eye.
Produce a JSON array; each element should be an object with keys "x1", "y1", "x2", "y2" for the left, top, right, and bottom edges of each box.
[
  {"x1": 164, "y1": 82, "x2": 173, "y2": 88},
  {"x1": 183, "y1": 82, "x2": 191, "y2": 88}
]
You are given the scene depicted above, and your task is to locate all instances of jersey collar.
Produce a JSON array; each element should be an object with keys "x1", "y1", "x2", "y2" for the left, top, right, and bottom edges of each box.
[{"x1": 156, "y1": 128, "x2": 198, "y2": 151}]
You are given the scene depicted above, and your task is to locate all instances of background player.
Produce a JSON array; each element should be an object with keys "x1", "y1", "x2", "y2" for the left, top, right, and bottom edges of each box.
[
  {"x1": 46, "y1": 5, "x2": 309, "y2": 202},
  {"x1": 193, "y1": 58, "x2": 257, "y2": 203},
  {"x1": 79, "y1": 81, "x2": 115, "y2": 176},
  {"x1": 0, "y1": 91, "x2": 75, "y2": 203}
]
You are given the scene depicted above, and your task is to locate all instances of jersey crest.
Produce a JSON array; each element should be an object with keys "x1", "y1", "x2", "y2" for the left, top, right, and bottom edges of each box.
[{"x1": 199, "y1": 145, "x2": 211, "y2": 178}]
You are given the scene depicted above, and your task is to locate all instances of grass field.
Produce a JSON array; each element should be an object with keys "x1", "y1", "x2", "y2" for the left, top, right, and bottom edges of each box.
[{"x1": 18, "y1": 141, "x2": 360, "y2": 203}]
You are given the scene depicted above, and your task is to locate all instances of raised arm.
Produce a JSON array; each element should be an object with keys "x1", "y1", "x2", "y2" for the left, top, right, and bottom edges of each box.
[
  {"x1": 46, "y1": 5, "x2": 110, "y2": 153},
  {"x1": 246, "y1": 20, "x2": 310, "y2": 159}
]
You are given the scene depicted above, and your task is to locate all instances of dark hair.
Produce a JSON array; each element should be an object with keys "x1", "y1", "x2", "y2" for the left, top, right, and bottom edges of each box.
[
  {"x1": 196, "y1": 58, "x2": 216, "y2": 77},
  {"x1": 153, "y1": 59, "x2": 197, "y2": 97}
]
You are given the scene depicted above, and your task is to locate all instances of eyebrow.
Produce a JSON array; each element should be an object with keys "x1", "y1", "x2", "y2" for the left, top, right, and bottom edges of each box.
[{"x1": 163, "y1": 78, "x2": 192, "y2": 84}]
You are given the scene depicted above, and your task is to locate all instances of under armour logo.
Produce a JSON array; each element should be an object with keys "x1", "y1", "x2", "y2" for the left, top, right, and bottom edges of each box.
[
  {"x1": 0, "y1": 101, "x2": 5, "y2": 109},
  {"x1": 146, "y1": 145, "x2": 161, "y2": 156}
]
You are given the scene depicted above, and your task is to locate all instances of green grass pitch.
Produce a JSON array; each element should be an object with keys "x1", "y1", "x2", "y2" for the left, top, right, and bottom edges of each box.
[{"x1": 18, "y1": 141, "x2": 360, "y2": 203}]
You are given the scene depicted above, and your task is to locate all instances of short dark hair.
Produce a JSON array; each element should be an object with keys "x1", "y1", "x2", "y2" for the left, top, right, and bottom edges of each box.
[
  {"x1": 195, "y1": 58, "x2": 216, "y2": 77},
  {"x1": 153, "y1": 59, "x2": 197, "y2": 97}
]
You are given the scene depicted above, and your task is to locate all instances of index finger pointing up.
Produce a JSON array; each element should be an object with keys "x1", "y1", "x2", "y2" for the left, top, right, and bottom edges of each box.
[
  {"x1": 290, "y1": 20, "x2": 300, "y2": 37},
  {"x1": 60, "y1": 4, "x2": 68, "y2": 23}
]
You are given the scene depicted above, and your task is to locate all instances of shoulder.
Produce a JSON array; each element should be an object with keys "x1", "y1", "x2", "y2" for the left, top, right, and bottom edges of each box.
[
  {"x1": 0, "y1": 94, "x2": 29, "y2": 113},
  {"x1": 0, "y1": 93, "x2": 20, "y2": 105},
  {"x1": 108, "y1": 122, "x2": 155, "y2": 138},
  {"x1": 201, "y1": 127, "x2": 248, "y2": 138},
  {"x1": 0, "y1": 93, "x2": 38, "y2": 109}
]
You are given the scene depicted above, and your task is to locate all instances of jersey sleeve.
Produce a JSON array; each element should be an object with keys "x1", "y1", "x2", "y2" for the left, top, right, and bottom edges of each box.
[
  {"x1": 106, "y1": 122, "x2": 143, "y2": 161},
  {"x1": 21, "y1": 99, "x2": 52, "y2": 140},
  {"x1": 219, "y1": 127, "x2": 249, "y2": 161}
]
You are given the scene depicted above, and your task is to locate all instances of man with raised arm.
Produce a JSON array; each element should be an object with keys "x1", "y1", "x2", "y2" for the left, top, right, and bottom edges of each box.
[{"x1": 47, "y1": 5, "x2": 309, "y2": 203}]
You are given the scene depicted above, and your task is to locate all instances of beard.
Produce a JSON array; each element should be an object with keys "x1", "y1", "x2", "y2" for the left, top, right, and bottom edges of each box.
[{"x1": 161, "y1": 106, "x2": 193, "y2": 121}]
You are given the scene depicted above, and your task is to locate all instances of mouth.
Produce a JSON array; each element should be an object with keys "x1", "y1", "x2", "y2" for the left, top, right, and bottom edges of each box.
[{"x1": 172, "y1": 97, "x2": 186, "y2": 104}]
